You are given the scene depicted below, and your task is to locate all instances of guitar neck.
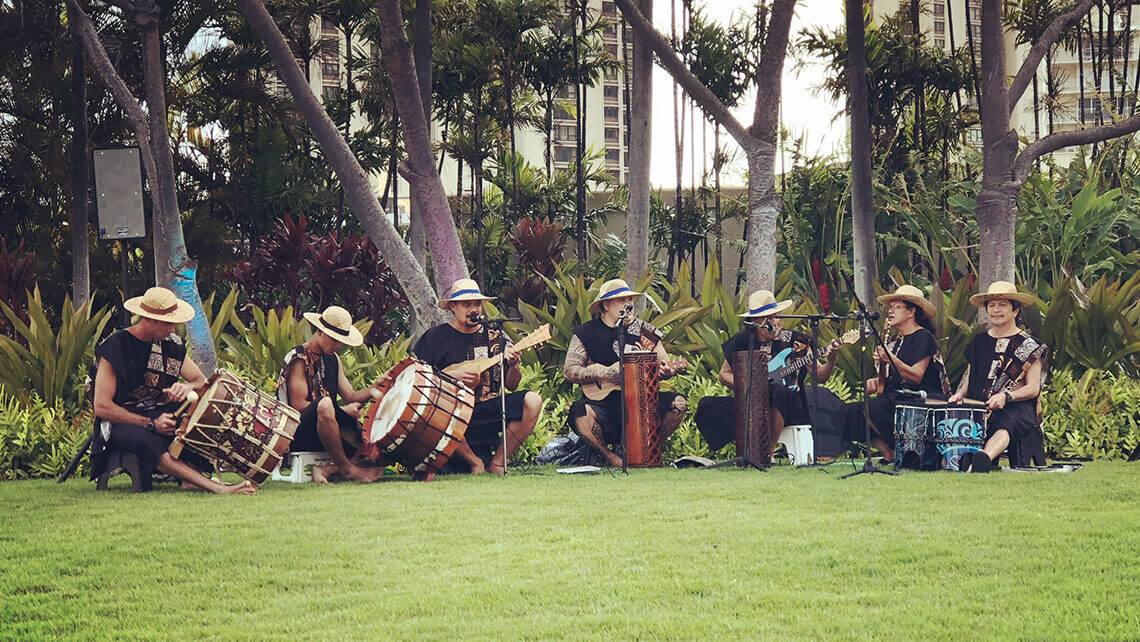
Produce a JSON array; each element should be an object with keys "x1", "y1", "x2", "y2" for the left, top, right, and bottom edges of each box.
[{"x1": 457, "y1": 324, "x2": 551, "y2": 375}]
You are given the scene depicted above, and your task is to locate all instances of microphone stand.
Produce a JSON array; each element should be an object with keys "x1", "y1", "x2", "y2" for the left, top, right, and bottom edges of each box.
[
  {"x1": 709, "y1": 320, "x2": 766, "y2": 470},
  {"x1": 838, "y1": 276, "x2": 898, "y2": 479},
  {"x1": 477, "y1": 315, "x2": 519, "y2": 474},
  {"x1": 615, "y1": 306, "x2": 630, "y2": 475}
]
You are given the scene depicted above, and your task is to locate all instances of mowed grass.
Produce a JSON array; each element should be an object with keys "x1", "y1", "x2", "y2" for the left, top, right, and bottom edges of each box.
[{"x1": 2, "y1": 461, "x2": 1139, "y2": 640}]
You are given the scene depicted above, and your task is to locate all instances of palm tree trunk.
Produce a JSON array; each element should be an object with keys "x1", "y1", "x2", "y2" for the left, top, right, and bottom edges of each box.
[
  {"x1": 625, "y1": 0, "x2": 652, "y2": 282},
  {"x1": 69, "y1": 6, "x2": 90, "y2": 309},
  {"x1": 713, "y1": 124, "x2": 722, "y2": 282},
  {"x1": 848, "y1": 0, "x2": 877, "y2": 302}
]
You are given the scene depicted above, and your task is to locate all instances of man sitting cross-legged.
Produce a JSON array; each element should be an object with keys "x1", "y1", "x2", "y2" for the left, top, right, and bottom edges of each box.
[
  {"x1": 278, "y1": 305, "x2": 383, "y2": 483},
  {"x1": 412, "y1": 279, "x2": 543, "y2": 474},
  {"x1": 90, "y1": 287, "x2": 255, "y2": 494}
]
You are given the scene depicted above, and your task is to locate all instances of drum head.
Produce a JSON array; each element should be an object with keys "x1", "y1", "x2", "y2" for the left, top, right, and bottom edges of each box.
[{"x1": 368, "y1": 364, "x2": 418, "y2": 443}]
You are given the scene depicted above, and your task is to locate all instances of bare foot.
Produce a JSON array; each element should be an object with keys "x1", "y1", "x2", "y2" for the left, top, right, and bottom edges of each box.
[
  {"x1": 312, "y1": 464, "x2": 336, "y2": 484},
  {"x1": 487, "y1": 460, "x2": 507, "y2": 475},
  {"x1": 468, "y1": 459, "x2": 486, "y2": 475},
  {"x1": 218, "y1": 480, "x2": 257, "y2": 495},
  {"x1": 344, "y1": 464, "x2": 383, "y2": 483},
  {"x1": 179, "y1": 481, "x2": 205, "y2": 492},
  {"x1": 605, "y1": 453, "x2": 622, "y2": 467}
]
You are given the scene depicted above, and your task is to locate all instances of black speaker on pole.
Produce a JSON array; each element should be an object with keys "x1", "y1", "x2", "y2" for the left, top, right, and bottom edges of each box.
[{"x1": 92, "y1": 146, "x2": 146, "y2": 325}]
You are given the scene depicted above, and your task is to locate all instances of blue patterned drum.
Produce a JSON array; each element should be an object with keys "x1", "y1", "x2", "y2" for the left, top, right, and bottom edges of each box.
[
  {"x1": 893, "y1": 405, "x2": 939, "y2": 471},
  {"x1": 933, "y1": 406, "x2": 987, "y2": 471}
]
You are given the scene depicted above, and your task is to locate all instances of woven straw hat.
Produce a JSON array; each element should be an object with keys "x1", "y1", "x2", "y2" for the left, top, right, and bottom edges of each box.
[
  {"x1": 438, "y1": 278, "x2": 495, "y2": 309},
  {"x1": 589, "y1": 278, "x2": 644, "y2": 315},
  {"x1": 303, "y1": 305, "x2": 364, "y2": 347},
  {"x1": 877, "y1": 284, "x2": 936, "y2": 319},
  {"x1": 739, "y1": 290, "x2": 793, "y2": 318},
  {"x1": 969, "y1": 281, "x2": 1036, "y2": 307},
  {"x1": 124, "y1": 287, "x2": 195, "y2": 324}
]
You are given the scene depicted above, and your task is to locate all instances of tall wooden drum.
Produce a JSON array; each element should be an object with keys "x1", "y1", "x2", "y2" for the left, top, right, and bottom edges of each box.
[{"x1": 732, "y1": 350, "x2": 771, "y2": 466}]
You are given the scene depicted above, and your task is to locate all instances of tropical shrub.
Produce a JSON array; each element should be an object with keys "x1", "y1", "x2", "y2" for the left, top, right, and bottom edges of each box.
[
  {"x1": 1041, "y1": 370, "x2": 1140, "y2": 460},
  {"x1": 0, "y1": 287, "x2": 111, "y2": 407},
  {"x1": 0, "y1": 392, "x2": 91, "y2": 480}
]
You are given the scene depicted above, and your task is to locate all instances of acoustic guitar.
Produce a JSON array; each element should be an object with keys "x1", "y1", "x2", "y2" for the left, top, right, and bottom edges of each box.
[
  {"x1": 583, "y1": 355, "x2": 689, "y2": 401},
  {"x1": 450, "y1": 323, "x2": 552, "y2": 375}
]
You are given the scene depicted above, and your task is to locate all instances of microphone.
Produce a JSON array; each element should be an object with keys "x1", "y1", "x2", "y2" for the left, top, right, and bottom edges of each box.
[
  {"x1": 762, "y1": 319, "x2": 774, "y2": 332},
  {"x1": 900, "y1": 389, "x2": 927, "y2": 402},
  {"x1": 617, "y1": 303, "x2": 633, "y2": 321},
  {"x1": 469, "y1": 314, "x2": 489, "y2": 324}
]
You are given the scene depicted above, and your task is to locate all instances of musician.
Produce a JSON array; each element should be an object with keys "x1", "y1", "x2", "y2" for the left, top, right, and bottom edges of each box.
[
  {"x1": 279, "y1": 305, "x2": 383, "y2": 483},
  {"x1": 695, "y1": 290, "x2": 840, "y2": 458},
  {"x1": 949, "y1": 281, "x2": 1048, "y2": 473},
  {"x1": 90, "y1": 287, "x2": 255, "y2": 494},
  {"x1": 563, "y1": 279, "x2": 686, "y2": 467},
  {"x1": 412, "y1": 279, "x2": 542, "y2": 474},
  {"x1": 841, "y1": 285, "x2": 951, "y2": 467}
]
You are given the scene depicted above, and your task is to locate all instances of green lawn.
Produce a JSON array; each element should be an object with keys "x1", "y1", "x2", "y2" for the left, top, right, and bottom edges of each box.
[{"x1": 2, "y1": 461, "x2": 1138, "y2": 640}]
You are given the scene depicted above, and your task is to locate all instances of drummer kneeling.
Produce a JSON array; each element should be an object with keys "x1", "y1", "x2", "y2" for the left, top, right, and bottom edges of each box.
[
  {"x1": 280, "y1": 306, "x2": 385, "y2": 483},
  {"x1": 91, "y1": 287, "x2": 256, "y2": 494}
]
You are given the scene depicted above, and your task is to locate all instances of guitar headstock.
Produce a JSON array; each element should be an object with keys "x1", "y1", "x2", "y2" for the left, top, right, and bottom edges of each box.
[
  {"x1": 513, "y1": 324, "x2": 552, "y2": 351},
  {"x1": 839, "y1": 329, "x2": 860, "y2": 345}
]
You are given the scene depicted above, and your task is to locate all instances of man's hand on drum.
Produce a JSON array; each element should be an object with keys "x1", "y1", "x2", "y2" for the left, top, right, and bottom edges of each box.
[
  {"x1": 342, "y1": 402, "x2": 363, "y2": 419},
  {"x1": 152, "y1": 412, "x2": 177, "y2": 435},
  {"x1": 948, "y1": 392, "x2": 963, "y2": 404},
  {"x1": 985, "y1": 392, "x2": 1008, "y2": 411},
  {"x1": 163, "y1": 382, "x2": 195, "y2": 403}
]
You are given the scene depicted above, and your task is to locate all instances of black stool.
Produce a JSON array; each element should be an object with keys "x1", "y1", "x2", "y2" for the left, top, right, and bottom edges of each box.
[{"x1": 95, "y1": 449, "x2": 155, "y2": 492}]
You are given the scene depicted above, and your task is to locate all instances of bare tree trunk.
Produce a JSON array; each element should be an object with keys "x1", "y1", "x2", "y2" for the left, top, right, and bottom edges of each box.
[
  {"x1": 713, "y1": 125, "x2": 722, "y2": 282},
  {"x1": 408, "y1": 0, "x2": 431, "y2": 269},
  {"x1": 615, "y1": 0, "x2": 795, "y2": 291},
  {"x1": 625, "y1": 0, "x2": 652, "y2": 282},
  {"x1": 69, "y1": 6, "x2": 90, "y2": 309},
  {"x1": 852, "y1": 0, "x2": 882, "y2": 300},
  {"x1": 138, "y1": 11, "x2": 217, "y2": 373},
  {"x1": 238, "y1": 0, "x2": 447, "y2": 323},
  {"x1": 374, "y1": 0, "x2": 467, "y2": 292}
]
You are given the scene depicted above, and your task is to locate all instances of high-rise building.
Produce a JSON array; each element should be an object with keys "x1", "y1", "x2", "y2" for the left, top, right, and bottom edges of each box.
[{"x1": 872, "y1": 0, "x2": 1140, "y2": 163}]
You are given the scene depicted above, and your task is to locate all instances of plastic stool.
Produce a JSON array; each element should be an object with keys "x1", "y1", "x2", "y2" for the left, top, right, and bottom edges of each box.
[
  {"x1": 271, "y1": 451, "x2": 332, "y2": 483},
  {"x1": 96, "y1": 449, "x2": 154, "y2": 492},
  {"x1": 777, "y1": 425, "x2": 815, "y2": 465}
]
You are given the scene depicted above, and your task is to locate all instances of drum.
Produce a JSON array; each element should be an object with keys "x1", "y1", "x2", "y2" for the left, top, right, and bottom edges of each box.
[
  {"x1": 169, "y1": 370, "x2": 300, "y2": 484},
  {"x1": 932, "y1": 405, "x2": 987, "y2": 471},
  {"x1": 893, "y1": 404, "x2": 939, "y2": 471},
  {"x1": 622, "y1": 351, "x2": 662, "y2": 468},
  {"x1": 361, "y1": 358, "x2": 475, "y2": 475}
]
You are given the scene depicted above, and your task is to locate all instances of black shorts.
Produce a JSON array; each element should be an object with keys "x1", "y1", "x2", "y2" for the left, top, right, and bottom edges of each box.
[
  {"x1": 986, "y1": 400, "x2": 1038, "y2": 440},
  {"x1": 291, "y1": 400, "x2": 359, "y2": 456},
  {"x1": 694, "y1": 383, "x2": 805, "y2": 451},
  {"x1": 569, "y1": 390, "x2": 685, "y2": 445},
  {"x1": 106, "y1": 423, "x2": 210, "y2": 473},
  {"x1": 464, "y1": 391, "x2": 530, "y2": 450}
]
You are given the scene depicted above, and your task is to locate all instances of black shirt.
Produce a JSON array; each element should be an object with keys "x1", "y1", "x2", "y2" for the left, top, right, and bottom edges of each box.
[
  {"x1": 572, "y1": 318, "x2": 662, "y2": 366},
  {"x1": 884, "y1": 328, "x2": 943, "y2": 394},
  {"x1": 962, "y1": 332, "x2": 1044, "y2": 401},
  {"x1": 722, "y1": 327, "x2": 812, "y2": 387},
  {"x1": 282, "y1": 346, "x2": 340, "y2": 404},
  {"x1": 413, "y1": 323, "x2": 503, "y2": 402},
  {"x1": 94, "y1": 329, "x2": 185, "y2": 416}
]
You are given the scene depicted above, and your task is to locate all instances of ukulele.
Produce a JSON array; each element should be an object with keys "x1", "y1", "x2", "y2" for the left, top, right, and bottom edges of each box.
[
  {"x1": 768, "y1": 329, "x2": 859, "y2": 391},
  {"x1": 583, "y1": 355, "x2": 689, "y2": 401},
  {"x1": 450, "y1": 324, "x2": 552, "y2": 375}
]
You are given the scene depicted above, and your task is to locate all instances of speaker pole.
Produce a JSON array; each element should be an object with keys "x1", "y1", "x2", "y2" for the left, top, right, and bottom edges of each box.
[{"x1": 120, "y1": 240, "x2": 130, "y2": 326}]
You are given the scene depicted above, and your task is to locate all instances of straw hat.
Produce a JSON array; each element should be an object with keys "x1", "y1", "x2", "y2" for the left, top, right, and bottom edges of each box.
[
  {"x1": 877, "y1": 284, "x2": 936, "y2": 319},
  {"x1": 739, "y1": 290, "x2": 793, "y2": 318},
  {"x1": 124, "y1": 287, "x2": 195, "y2": 324},
  {"x1": 969, "y1": 280, "x2": 1036, "y2": 307},
  {"x1": 303, "y1": 305, "x2": 364, "y2": 347},
  {"x1": 589, "y1": 278, "x2": 644, "y2": 315},
  {"x1": 438, "y1": 278, "x2": 495, "y2": 309}
]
